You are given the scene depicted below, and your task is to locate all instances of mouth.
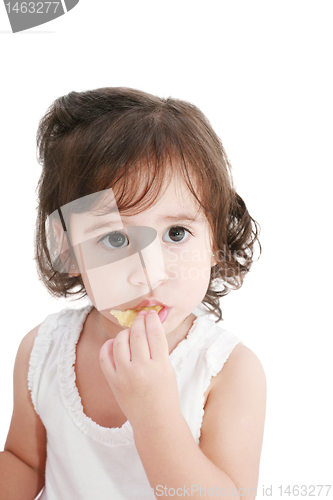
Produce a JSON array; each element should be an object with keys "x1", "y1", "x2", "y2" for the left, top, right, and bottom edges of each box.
[
  {"x1": 109, "y1": 300, "x2": 171, "y2": 327},
  {"x1": 132, "y1": 299, "x2": 171, "y2": 325},
  {"x1": 134, "y1": 298, "x2": 166, "y2": 309}
]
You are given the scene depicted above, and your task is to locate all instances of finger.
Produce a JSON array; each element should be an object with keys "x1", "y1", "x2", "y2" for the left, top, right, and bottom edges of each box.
[
  {"x1": 129, "y1": 310, "x2": 151, "y2": 362},
  {"x1": 112, "y1": 328, "x2": 131, "y2": 367},
  {"x1": 145, "y1": 310, "x2": 169, "y2": 360},
  {"x1": 99, "y1": 338, "x2": 116, "y2": 378}
]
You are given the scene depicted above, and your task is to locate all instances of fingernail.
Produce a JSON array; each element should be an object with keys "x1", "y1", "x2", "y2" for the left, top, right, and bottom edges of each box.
[
  {"x1": 138, "y1": 310, "x2": 147, "y2": 316},
  {"x1": 147, "y1": 309, "x2": 157, "y2": 315}
]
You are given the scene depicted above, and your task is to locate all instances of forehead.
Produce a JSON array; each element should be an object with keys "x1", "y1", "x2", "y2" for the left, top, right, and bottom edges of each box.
[
  {"x1": 138, "y1": 176, "x2": 201, "y2": 214},
  {"x1": 75, "y1": 176, "x2": 203, "y2": 222}
]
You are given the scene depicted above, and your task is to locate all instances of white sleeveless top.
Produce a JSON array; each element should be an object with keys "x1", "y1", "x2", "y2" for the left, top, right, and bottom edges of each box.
[{"x1": 28, "y1": 304, "x2": 241, "y2": 500}]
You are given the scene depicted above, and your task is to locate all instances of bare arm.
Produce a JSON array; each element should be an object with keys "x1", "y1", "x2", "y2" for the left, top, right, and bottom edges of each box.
[{"x1": 1, "y1": 325, "x2": 46, "y2": 499}]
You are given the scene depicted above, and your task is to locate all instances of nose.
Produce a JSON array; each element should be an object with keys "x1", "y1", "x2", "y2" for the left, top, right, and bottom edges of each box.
[
  {"x1": 145, "y1": 258, "x2": 169, "y2": 291},
  {"x1": 129, "y1": 236, "x2": 168, "y2": 292},
  {"x1": 127, "y1": 225, "x2": 168, "y2": 294},
  {"x1": 128, "y1": 250, "x2": 168, "y2": 293}
]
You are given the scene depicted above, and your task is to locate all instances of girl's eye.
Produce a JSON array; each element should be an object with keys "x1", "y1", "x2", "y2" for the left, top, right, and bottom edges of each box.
[
  {"x1": 163, "y1": 226, "x2": 193, "y2": 244},
  {"x1": 98, "y1": 226, "x2": 193, "y2": 250},
  {"x1": 99, "y1": 231, "x2": 129, "y2": 250}
]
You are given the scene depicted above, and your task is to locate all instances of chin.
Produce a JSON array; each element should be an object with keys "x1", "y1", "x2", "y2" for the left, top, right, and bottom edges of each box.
[{"x1": 98, "y1": 308, "x2": 119, "y2": 325}]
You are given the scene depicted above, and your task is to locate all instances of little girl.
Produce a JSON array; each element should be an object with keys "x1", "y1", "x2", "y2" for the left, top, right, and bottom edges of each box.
[{"x1": 0, "y1": 87, "x2": 266, "y2": 499}]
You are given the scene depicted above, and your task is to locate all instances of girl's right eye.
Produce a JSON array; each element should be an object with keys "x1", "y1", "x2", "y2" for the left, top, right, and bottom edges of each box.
[{"x1": 99, "y1": 231, "x2": 129, "y2": 250}]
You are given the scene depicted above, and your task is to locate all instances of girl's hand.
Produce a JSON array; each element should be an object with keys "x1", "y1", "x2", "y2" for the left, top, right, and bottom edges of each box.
[{"x1": 99, "y1": 310, "x2": 180, "y2": 428}]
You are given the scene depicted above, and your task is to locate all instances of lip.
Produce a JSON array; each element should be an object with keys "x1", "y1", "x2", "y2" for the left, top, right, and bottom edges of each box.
[
  {"x1": 158, "y1": 306, "x2": 171, "y2": 324},
  {"x1": 133, "y1": 299, "x2": 171, "y2": 325},
  {"x1": 134, "y1": 298, "x2": 167, "y2": 309}
]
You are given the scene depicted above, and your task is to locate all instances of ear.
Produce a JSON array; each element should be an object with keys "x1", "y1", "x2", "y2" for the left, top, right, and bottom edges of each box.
[
  {"x1": 211, "y1": 252, "x2": 217, "y2": 268},
  {"x1": 52, "y1": 219, "x2": 81, "y2": 276}
]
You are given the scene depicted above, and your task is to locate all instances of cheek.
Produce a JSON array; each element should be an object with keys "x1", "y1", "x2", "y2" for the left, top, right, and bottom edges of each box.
[
  {"x1": 80, "y1": 265, "x2": 133, "y2": 310},
  {"x1": 181, "y1": 263, "x2": 212, "y2": 286},
  {"x1": 170, "y1": 253, "x2": 212, "y2": 300},
  {"x1": 165, "y1": 245, "x2": 212, "y2": 279},
  {"x1": 178, "y1": 263, "x2": 211, "y2": 312}
]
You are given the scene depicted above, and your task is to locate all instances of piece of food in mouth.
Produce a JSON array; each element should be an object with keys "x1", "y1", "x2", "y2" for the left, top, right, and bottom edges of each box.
[{"x1": 110, "y1": 305, "x2": 163, "y2": 328}]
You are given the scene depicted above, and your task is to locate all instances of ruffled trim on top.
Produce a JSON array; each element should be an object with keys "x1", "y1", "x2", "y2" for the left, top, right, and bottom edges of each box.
[
  {"x1": 28, "y1": 308, "x2": 72, "y2": 415},
  {"x1": 58, "y1": 305, "x2": 134, "y2": 447}
]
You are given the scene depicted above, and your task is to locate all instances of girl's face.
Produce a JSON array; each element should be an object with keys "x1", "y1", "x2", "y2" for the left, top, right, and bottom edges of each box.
[{"x1": 68, "y1": 175, "x2": 216, "y2": 337}]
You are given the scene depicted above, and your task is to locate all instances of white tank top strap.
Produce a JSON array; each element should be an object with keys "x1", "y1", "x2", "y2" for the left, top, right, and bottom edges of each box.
[{"x1": 27, "y1": 306, "x2": 89, "y2": 414}]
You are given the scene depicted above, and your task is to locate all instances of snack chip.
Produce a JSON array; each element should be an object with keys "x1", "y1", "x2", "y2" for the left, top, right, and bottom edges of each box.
[{"x1": 110, "y1": 305, "x2": 163, "y2": 328}]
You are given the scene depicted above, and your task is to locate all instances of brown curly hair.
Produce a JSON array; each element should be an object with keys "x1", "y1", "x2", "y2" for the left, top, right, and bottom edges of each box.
[{"x1": 34, "y1": 87, "x2": 261, "y2": 322}]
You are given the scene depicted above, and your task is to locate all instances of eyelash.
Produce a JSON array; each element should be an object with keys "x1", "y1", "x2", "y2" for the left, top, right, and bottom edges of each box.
[{"x1": 97, "y1": 226, "x2": 194, "y2": 251}]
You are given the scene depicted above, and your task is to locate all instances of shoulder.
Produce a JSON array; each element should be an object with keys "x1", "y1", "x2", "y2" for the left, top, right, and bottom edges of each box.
[
  {"x1": 221, "y1": 342, "x2": 265, "y2": 381},
  {"x1": 12, "y1": 306, "x2": 95, "y2": 391},
  {"x1": 16, "y1": 313, "x2": 60, "y2": 370},
  {"x1": 16, "y1": 324, "x2": 42, "y2": 367},
  {"x1": 200, "y1": 344, "x2": 266, "y2": 490},
  {"x1": 208, "y1": 343, "x2": 266, "y2": 400},
  {"x1": 22, "y1": 323, "x2": 42, "y2": 345},
  {"x1": 10, "y1": 322, "x2": 44, "y2": 418},
  {"x1": 14, "y1": 323, "x2": 43, "y2": 399},
  {"x1": 21, "y1": 306, "x2": 87, "y2": 355}
]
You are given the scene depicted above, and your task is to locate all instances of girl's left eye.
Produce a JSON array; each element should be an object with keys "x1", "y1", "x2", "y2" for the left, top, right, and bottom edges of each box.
[{"x1": 163, "y1": 226, "x2": 193, "y2": 244}]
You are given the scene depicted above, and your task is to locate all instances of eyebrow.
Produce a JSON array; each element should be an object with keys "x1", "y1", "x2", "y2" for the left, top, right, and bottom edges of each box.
[{"x1": 84, "y1": 214, "x2": 205, "y2": 234}]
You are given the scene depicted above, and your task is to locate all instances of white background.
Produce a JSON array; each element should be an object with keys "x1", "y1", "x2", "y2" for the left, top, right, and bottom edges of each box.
[{"x1": 1, "y1": 1, "x2": 332, "y2": 496}]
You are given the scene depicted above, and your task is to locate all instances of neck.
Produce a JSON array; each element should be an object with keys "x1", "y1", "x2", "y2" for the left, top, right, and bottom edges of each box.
[{"x1": 165, "y1": 313, "x2": 196, "y2": 354}]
